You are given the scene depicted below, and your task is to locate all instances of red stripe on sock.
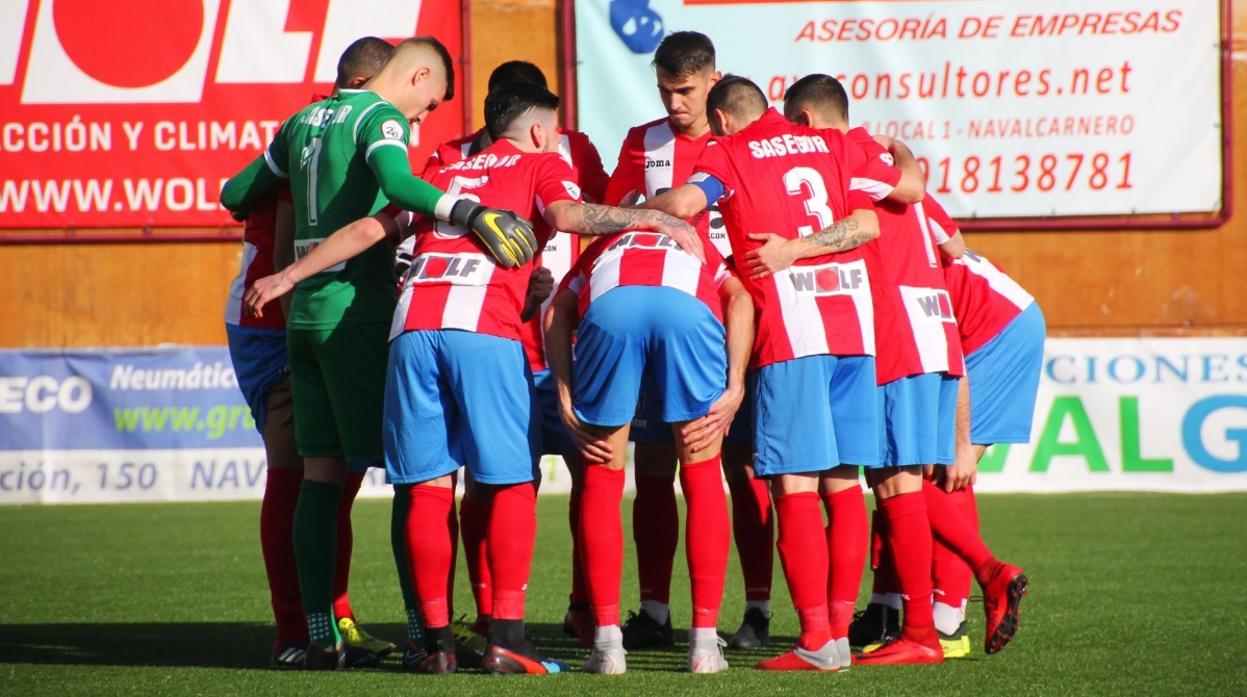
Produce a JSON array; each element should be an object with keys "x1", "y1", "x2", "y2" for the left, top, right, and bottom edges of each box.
[
  {"x1": 682, "y1": 456, "x2": 729, "y2": 628},
  {"x1": 459, "y1": 493, "x2": 492, "y2": 618},
  {"x1": 823, "y1": 486, "x2": 867, "y2": 638},
  {"x1": 879, "y1": 491, "x2": 935, "y2": 642},
  {"x1": 776, "y1": 491, "x2": 831, "y2": 650},
  {"x1": 922, "y1": 478, "x2": 996, "y2": 583},
  {"x1": 330, "y1": 470, "x2": 364, "y2": 622},
  {"x1": 568, "y1": 479, "x2": 588, "y2": 605},
  {"x1": 261, "y1": 468, "x2": 307, "y2": 645},
  {"x1": 580, "y1": 466, "x2": 625, "y2": 627},
  {"x1": 932, "y1": 485, "x2": 979, "y2": 606},
  {"x1": 488, "y1": 482, "x2": 537, "y2": 620},
  {"x1": 633, "y1": 472, "x2": 678, "y2": 604},
  {"x1": 728, "y1": 474, "x2": 774, "y2": 601}
]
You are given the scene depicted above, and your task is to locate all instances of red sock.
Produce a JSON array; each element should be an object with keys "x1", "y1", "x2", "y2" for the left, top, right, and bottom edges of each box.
[
  {"x1": 932, "y1": 485, "x2": 979, "y2": 607},
  {"x1": 823, "y1": 486, "x2": 867, "y2": 638},
  {"x1": 879, "y1": 491, "x2": 935, "y2": 643},
  {"x1": 869, "y1": 508, "x2": 900, "y2": 596},
  {"x1": 260, "y1": 468, "x2": 307, "y2": 646},
  {"x1": 487, "y1": 482, "x2": 537, "y2": 620},
  {"x1": 727, "y1": 474, "x2": 773, "y2": 601},
  {"x1": 775, "y1": 492, "x2": 831, "y2": 650},
  {"x1": 580, "y1": 466, "x2": 625, "y2": 627},
  {"x1": 568, "y1": 479, "x2": 588, "y2": 605},
  {"x1": 681, "y1": 456, "x2": 729, "y2": 628},
  {"x1": 922, "y1": 478, "x2": 997, "y2": 584},
  {"x1": 406, "y1": 485, "x2": 455, "y2": 628},
  {"x1": 633, "y1": 472, "x2": 678, "y2": 604},
  {"x1": 459, "y1": 494, "x2": 492, "y2": 618},
  {"x1": 330, "y1": 471, "x2": 364, "y2": 622}
]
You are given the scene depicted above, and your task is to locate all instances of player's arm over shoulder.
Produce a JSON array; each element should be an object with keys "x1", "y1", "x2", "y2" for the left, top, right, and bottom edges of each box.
[{"x1": 359, "y1": 105, "x2": 455, "y2": 220}]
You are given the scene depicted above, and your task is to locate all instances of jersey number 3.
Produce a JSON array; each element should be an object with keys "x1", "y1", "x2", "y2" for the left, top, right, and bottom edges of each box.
[{"x1": 783, "y1": 166, "x2": 834, "y2": 238}]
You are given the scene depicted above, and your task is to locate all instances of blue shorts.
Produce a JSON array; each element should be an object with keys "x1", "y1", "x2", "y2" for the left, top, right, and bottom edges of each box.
[
  {"x1": 879, "y1": 372, "x2": 960, "y2": 466},
  {"x1": 630, "y1": 381, "x2": 754, "y2": 446},
  {"x1": 966, "y1": 304, "x2": 1046, "y2": 445},
  {"x1": 574, "y1": 286, "x2": 726, "y2": 427},
  {"x1": 225, "y1": 324, "x2": 288, "y2": 433},
  {"x1": 384, "y1": 330, "x2": 539, "y2": 486},
  {"x1": 532, "y1": 369, "x2": 577, "y2": 456},
  {"x1": 753, "y1": 355, "x2": 880, "y2": 475}
]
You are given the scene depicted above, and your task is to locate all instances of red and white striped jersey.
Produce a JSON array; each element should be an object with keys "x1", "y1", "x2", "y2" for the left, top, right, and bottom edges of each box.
[
  {"x1": 224, "y1": 186, "x2": 290, "y2": 330},
  {"x1": 848, "y1": 130, "x2": 964, "y2": 383},
  {"x1": 605, "y1": 117, "x2": 732, "y2": 258},
  {"x1": 690, "y1": 109, "x2": 898, "y2": 368},
  {"x1": 424, "y1": 128, "x2": 609, "y2": 370},
  {"x1": 391, "y1": 139, "x2": 581, "y2": 341},
  {"x1": 560, "y1": 230, "x2": 728, "y2": 323},
  {"x1": 927, "y1": 198, "x2": 1036, "y2": 355}
]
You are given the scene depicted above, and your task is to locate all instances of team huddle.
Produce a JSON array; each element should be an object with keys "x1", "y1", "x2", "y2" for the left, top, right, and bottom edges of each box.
[{"x1": 220, "y1": 30, "x2": 1045, "y2": 675}]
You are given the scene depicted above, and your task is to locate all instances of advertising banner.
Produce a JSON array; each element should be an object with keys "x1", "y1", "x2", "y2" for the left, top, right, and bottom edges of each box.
[
  {"x1": 574, "y1": 0, "x2": 1225, "y2": 220},
  {"x1": 0, "y1": 0, "x2": 465, "y2": 230},
  {"x1": 3, "y1": 339, "x2": 1246, "y2": 504}
]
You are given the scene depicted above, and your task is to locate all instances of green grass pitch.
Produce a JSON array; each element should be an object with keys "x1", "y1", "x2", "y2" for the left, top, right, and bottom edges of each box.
[{"x1": 2, "y1": 493, "x2": 1246, "y2": 696}]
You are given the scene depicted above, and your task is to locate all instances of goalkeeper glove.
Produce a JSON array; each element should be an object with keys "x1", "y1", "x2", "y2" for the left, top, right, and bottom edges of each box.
[{"x1": 449, "y1": 199, "x2": 539, "y2": 268}]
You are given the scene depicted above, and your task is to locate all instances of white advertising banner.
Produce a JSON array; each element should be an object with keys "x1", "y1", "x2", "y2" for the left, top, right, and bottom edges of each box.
[
  {"x1": 3, "y1": 338, "x2": 1246, "y2": 504},
  {"x1": 575, "y1": 0, "x2": 1224, "y2": 219}
]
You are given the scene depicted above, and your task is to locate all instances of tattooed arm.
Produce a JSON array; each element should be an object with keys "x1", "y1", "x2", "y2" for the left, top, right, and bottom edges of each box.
[
  {"x1": 544, "y1": 201, "x2": 705, "y2": 262},
  {"x1": 742, "y1": 208, "x2": 879, "y2": 280}
]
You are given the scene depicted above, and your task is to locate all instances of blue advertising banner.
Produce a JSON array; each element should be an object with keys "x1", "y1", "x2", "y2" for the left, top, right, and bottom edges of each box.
[{"x1": 1, "y1": 346, "x2": 262, "y2": 451}]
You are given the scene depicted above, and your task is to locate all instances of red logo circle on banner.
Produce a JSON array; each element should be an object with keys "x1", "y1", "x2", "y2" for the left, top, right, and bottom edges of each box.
[{"x1": 53, "y1": 0, "x2": 205, "y2": 88}]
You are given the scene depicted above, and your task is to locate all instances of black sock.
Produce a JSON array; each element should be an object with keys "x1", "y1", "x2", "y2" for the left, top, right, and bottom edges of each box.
[
  {"x1": 425, "y1": 625, "x2": 455, "y2": 653},
  {"x1": 489, "y1": 619, "x2": 526, "y2": 648}
]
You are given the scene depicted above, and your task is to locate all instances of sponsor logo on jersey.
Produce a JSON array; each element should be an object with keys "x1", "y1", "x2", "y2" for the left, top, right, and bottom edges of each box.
[
  {"x1": 912, "y1": 289, "x2": 956, "y2": 321},
  {"x1": 605, "y1": 231, "x2": 683, "y2": 253},
  {"x1": 293, "y1": 238, "x2": 346, "y2": 272},
  {"x1": 563, "y1": 180, "x2": 582, "y2": 200},
  {"x1": 409, "y1": 253, "x2": 492, "y2": 286},
  {"x1": 645, "y1": 158, "x2": 671, "y2": 169},
  {"x1": 787, "y1": 262, "x2": 865, "y2": 296}
]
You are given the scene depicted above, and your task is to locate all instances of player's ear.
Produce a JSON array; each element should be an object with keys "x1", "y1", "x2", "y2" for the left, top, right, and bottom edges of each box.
[
  {"x1": 796, "y1": 107, "x2": 814, "y2": 127},
  {"x1": 529, "y1": 121, "x2": 544, "y2": 151},
  {"x1": 411, "y1": 66, "x2": 430, "y2": 86}
]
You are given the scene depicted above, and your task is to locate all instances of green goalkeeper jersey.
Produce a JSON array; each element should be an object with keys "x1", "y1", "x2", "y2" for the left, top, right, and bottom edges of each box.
[{"x1": 265, "y1": 90, "x2": 412, "y2": 329}]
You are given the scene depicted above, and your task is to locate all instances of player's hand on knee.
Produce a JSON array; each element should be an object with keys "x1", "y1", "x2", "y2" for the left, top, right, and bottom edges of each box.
[
  {"x1": 450, "y1": 200, "x2": 539, "y2": 268},
  {"x1": 680, "y1": 384, "x2": 744, "y2": 453},
  {"x1": 244, "y1": 271, "x2": 295, "y2": 318},
  {"x1": 560, "y1": 402, "x2": 612, "y2": 464},
  {"x1": 942, "y1": 447, "x2": 978, "y2": 492}
]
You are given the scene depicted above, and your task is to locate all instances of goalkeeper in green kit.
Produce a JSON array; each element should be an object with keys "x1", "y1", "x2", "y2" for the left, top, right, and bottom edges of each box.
[{"x1": 220, "y1": 36, "x2": 537, "y2": 670}]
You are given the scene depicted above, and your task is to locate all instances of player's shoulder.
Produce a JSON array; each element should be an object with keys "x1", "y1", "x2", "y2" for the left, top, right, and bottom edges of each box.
[
  {"x1": 626, "y1": 117, "x2": 672, "y2": 142},
  {"x1": 559, "y1": 127, "x2": 595, "y2": 147}
]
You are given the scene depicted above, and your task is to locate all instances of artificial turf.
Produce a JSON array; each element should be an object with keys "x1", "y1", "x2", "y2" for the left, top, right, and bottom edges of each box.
[{"x1": 2, "y1": 493, "x2": 1245, "y2": 696}]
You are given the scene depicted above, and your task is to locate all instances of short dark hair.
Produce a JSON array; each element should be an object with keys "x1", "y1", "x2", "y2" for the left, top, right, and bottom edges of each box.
[
  {"x1": 484, "y1": 81, "x2": 560, "y2": 140},
  {"x1": 335, "y1": 37, "x2": 393, "y2": 89},
  {"x1": 706, "y1": 75, "x2": 767, "y2": 121},
  {"x1": 399, "y1": 36, "x2": 456, "y2": 100},
  {"x1": 784, "y1": 73, "x2": 850, "y2": 123},
  {"x1": 652, "y1": 31, "x2": 715, "y2": 77},
  {"x1": 488, "y1": 60, "x2": 548, "y2": 93}
]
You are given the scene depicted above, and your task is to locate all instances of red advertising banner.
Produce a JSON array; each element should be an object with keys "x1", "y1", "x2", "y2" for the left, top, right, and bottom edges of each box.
[{"x1": 0, "y1": 0, "x2": 467, "y2": 232}]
